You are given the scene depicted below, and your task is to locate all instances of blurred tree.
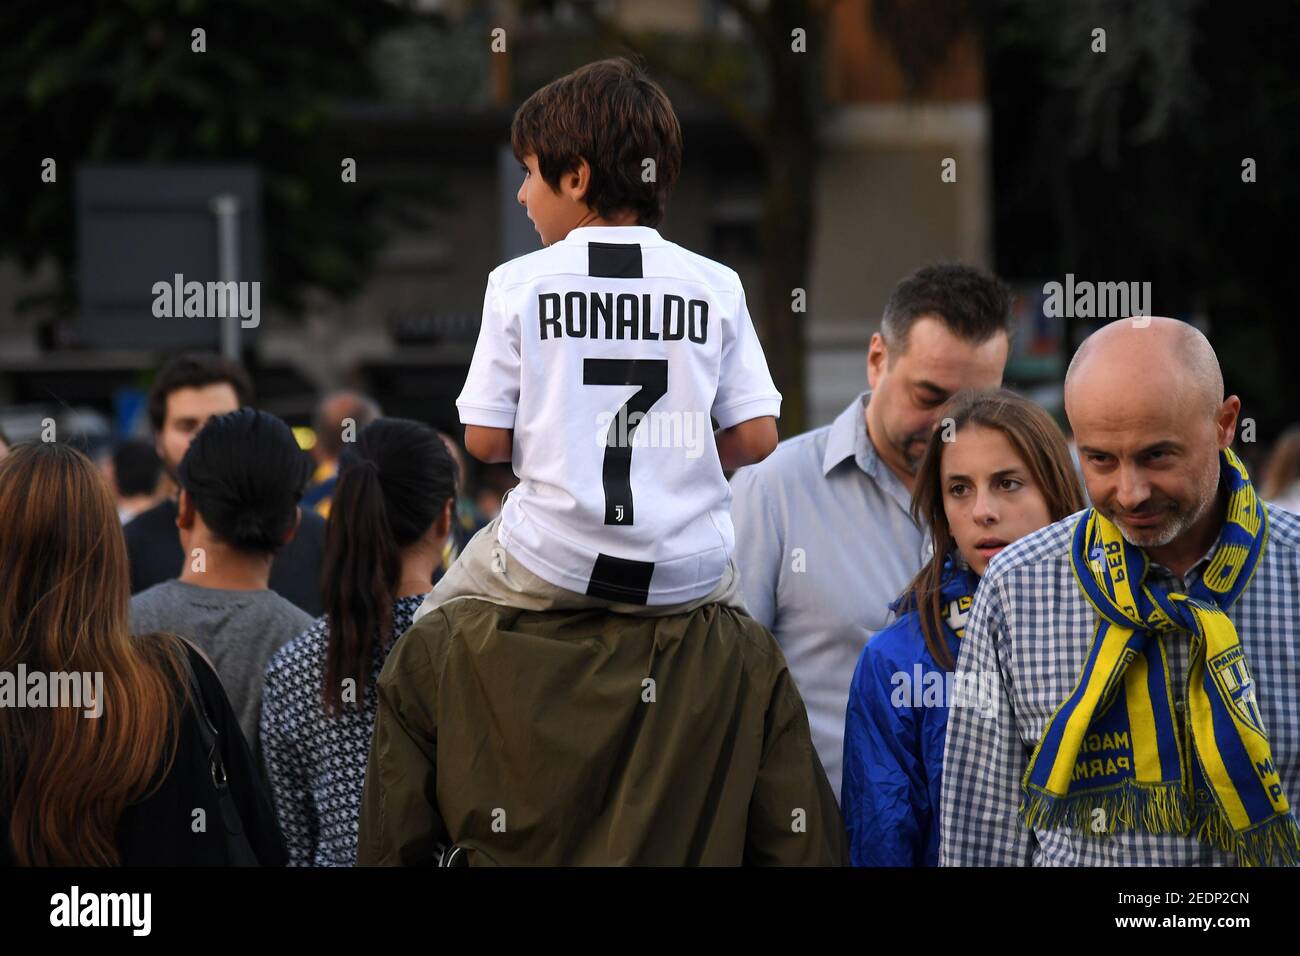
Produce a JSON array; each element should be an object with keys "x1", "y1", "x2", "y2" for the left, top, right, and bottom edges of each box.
[
  {"x1": 987, "y1": 0, "x2": 1300, "y2": 449},
  {"x1": 580, "y1": 0, "x2": 977, "y2": 435},
  {"x1": 577, "y1": 0, "x2": 822, "y2": 435},
  {"x1": 872, "y1": 0, "x2": 976, "y2": 95},
  {"x1": 0, "y1": 0, "x2": 421, "y2": 324}
]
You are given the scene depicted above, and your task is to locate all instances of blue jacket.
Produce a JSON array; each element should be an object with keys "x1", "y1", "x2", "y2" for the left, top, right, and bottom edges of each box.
[{"x1": 841, "y1": 558, "x2": 978, "y2": 866}]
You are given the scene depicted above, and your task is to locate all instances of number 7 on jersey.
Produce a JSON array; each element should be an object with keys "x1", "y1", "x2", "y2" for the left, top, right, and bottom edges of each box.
[{"x1": 583, "y1": 358, "x2": 668, "y2": 527}]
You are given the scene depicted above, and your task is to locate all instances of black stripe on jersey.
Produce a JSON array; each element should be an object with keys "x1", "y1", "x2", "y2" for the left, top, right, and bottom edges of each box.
[
  {"x1": 585, "y1": 553, "x2": 655, "y2": 605},
  {"x1": 588, "y1": 242, "x2": 643, "y2": 278}
]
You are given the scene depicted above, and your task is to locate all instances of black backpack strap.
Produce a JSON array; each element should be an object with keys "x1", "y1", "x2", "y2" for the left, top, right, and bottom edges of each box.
[
  {"x1": 176, "y1": 647, "x2": 259, "y2": 864},
  {"x1": 178, "y1": 648, "x2": 226, "y2": 786}
]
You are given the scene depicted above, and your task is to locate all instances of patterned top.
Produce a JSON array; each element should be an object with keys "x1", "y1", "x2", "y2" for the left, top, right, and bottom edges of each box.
[
  {"x1": 940, "y1": 505, "x2": 1300, "y2": 866},
  {"x1": 261, "y1": 595, "x2": 425, "y2": 867}
]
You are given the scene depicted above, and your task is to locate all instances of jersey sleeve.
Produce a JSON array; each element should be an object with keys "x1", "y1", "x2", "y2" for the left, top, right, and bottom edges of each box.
[
  {"x1": 456, "y1": 272, "x2": 520, "y2": 430},
  {"x1": 711, "y1": 281, "x2": 782, "y2": 430}
]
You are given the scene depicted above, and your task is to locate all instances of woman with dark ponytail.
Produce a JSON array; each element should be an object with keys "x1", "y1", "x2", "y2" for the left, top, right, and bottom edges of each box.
[{"x1": 261, "y1": 418, "x2": 456, "y2": 866}]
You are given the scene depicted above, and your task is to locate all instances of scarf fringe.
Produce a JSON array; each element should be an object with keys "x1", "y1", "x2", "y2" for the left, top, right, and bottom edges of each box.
[
  {"x1": 1191, "y1": 802, "x2": 1300, "y2": 867},
  {"x1": 1022, "y1": 785, "x2": 1300, "y2": 865},
  {"x1": 1021, "y1": 782, "x2": 1190, "y2": 838}
]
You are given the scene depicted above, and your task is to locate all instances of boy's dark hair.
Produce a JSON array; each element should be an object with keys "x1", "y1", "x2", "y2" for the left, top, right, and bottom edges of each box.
[
  {"x1": 881, "y1": 263, "x2": 1013, "y2": 354},
  {"x1": 511, "y1": 57, "x2": 683, "y2": 227},
  {"x1": 177, "y1": 408, "x2": 310, "y2": 554},
  {"x1": 112, "y1": 439, "x2": 162, "y2": 497},
  {"x1": 147, "y1": 353, "x2": 255, "y2": 433}
]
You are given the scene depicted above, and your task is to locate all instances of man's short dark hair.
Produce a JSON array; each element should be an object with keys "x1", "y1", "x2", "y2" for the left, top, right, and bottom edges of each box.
[
  {"x1": 178, "y1": 408, "x2": 310, "y2": 554},
  {"x1": 147, "y1": 353, "x2": 255, "y2": 433},
  {"x1": 880, "y1": 263, "x2": 1013, "y2": 354},
  {"x1": 511, "y1": 57, "x2": 683, "y2": 227},
  {"x1": 112, "y1": 439, "x2": 162, "y2": 497}
]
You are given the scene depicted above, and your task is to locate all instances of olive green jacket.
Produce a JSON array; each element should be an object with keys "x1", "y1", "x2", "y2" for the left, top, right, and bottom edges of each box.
[{"x1": 357, "y1": 599, "x2": 847, "y2": 866}]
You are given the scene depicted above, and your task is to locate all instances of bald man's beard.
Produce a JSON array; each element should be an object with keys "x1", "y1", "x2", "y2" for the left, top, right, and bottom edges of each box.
[{"x1": 1105, "y1": 472, "x2": 1221, "y2": 552}]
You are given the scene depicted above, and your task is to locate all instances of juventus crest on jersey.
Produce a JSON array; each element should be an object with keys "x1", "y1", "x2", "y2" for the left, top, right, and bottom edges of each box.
[{"x1": 457, "y1": 225, "x2": 781, "y2": 605}]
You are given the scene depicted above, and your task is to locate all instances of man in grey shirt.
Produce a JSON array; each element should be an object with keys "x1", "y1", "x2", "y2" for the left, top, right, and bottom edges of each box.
[
  {"x1": 729, "y1": 263, "x2": 1012, "y2": 798},
  {"x1": 130, "y1": 407, "x2": 314, "y2": 767},
  {"x1": 132, "y1": 581, "x2": 311, "y2": 760}
]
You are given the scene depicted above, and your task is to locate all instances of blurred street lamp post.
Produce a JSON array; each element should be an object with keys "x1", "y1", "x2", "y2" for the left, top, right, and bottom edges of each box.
[{"x1": 210, "y1": 193, "x2": 242, "y2": 360}]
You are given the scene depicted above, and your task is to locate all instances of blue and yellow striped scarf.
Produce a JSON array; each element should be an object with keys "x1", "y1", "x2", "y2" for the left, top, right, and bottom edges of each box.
[{"x1": 1021, "y1": 449, "x2": 1300, "y2": 865}]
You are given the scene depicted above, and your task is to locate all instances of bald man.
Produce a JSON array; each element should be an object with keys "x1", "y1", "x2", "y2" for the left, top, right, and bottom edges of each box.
[
  {"x1": 304, "y1": 391, "x2": 382, "y2": 517},
  {"x1": 941, "y1": 317, "x2": 1300, "y2": 866}
]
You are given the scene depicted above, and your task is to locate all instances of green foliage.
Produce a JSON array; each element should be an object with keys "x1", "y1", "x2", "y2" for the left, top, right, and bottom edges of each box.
[
  {"x1": 987, "y1": 0, "x2": 1300, "y2": 439},
  {"x1": 0, "y1": 0, "x2": 415, "y2": 318}
]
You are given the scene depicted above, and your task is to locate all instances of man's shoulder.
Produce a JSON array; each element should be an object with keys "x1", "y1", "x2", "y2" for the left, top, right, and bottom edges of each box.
[
  {"x1": 123, "y1": 499, "x2": 176, "y2": 541},
  {"x1": 135, "y1": 581, "x2": 309, "y2": 625},
  {"x1": 384, "y1": 598, "x2": 509, "y2": 686},
  {"x1": 396, "y1": 599, "x2": 465, "y2": 652},
  {"x1": 981, "y1": 510, "x2": 1084, "y2": 591},
  {"x1": 256, "y1": 590, "x2": 315, "y2": 631},
  {"x1": 409, "y1": 598, "x2": 580, "y2": 648},
  {"x1": 130, "y1": 579, "x2": 183, "y2": 612},
  {"x1": 405, "y1": 597, "x2": 777, "y2": 657},
  {"x1": 1265, "y1": 503, "x2": 1300, "y2": 553},
  {"x1": 294, "y1": 507, "x2": 327, "y2": 538},
  {"x1": 281, "y1": 508, "x2": 326, "y2": 562},
  {"x1": 730, "y1": 422, "x2": 832, "y2": 491},
  {"x1": 210, "y1": 591, "x2": 313, "y2": 661},
  {"x1": 128, "y1": 580, "x2": 191, "y2": 638}
]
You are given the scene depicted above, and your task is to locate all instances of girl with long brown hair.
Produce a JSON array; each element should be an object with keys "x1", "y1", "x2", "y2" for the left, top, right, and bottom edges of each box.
[
  {"x1": 840, "y1": 389, "x2": 1086, "y2": 866},
  {"x1": 0, "y1": 441, "x2": 285, "y2": 865}
]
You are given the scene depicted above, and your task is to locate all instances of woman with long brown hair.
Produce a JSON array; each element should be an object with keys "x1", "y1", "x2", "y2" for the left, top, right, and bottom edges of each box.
[
  {"x1": 0, "y1": 441, "x2": 285, "y2": 866},
  {"x1": 840, "y1": 389, "x2": 1086, "y2": 866}
]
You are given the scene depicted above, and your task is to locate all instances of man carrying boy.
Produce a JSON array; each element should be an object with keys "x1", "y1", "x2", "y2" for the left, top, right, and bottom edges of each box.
[{"x1": 362, "y1": 59, "x2": 845, "y2": 865}]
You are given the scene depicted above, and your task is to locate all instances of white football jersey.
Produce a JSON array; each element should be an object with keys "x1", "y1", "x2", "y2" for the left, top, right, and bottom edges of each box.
[{"x1": 457, "y1": 225, "x2": 781, "y2": 605}]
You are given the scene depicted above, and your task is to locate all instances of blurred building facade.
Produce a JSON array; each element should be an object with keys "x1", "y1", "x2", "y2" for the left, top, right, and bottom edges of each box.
[{"x1": 0, "y1": 0, "x2": 993, "y2": 437}]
